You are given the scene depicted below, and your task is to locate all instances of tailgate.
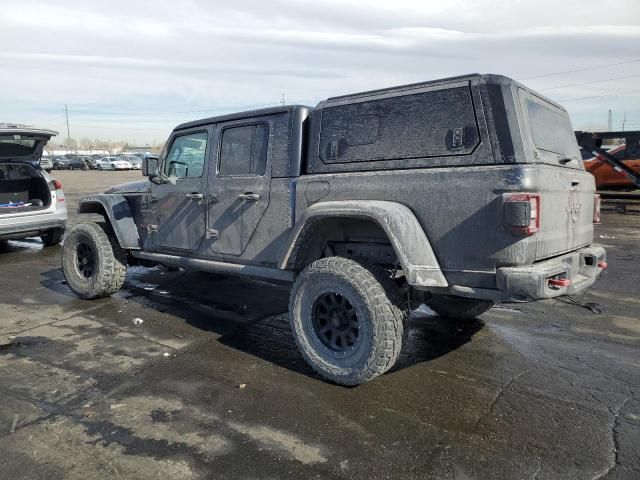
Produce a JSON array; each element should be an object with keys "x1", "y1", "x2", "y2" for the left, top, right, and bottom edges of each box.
[
  {"x1": 534, "y1": 166, "x2": 595, "y2": 261},
  {"x1": 516, "y1": 88, "x2": 595, "y2": 261}
]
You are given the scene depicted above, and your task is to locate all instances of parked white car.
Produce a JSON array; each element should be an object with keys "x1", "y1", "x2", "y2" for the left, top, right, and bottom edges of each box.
[
  {"x1": 0, "y1": 126, "x2": 67, "y2": 245},
  {"x1": 97, "y1": 157, "x2": 132, "y2": 170},
  {"x1": 120, "y1": 155, "x2": 143, "y2": 170},
  {"x1": 39, "y1": 156, "x2": 53, "y2": 172}
]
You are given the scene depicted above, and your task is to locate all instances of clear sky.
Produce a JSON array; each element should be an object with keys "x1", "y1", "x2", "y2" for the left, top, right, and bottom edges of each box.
[{"x1": 1, "y1": 0, "x2": 639, "y2": 144}]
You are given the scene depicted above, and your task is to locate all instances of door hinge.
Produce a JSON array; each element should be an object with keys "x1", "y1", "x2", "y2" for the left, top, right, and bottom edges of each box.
[{"x1": 206, "y1": 229, "x2": 219, "y2": 240}]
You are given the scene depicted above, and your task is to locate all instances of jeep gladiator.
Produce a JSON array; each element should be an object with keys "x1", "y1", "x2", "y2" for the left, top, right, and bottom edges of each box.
[{"x1": 62, "y1": 74, "x2": 606, "y2": 385}]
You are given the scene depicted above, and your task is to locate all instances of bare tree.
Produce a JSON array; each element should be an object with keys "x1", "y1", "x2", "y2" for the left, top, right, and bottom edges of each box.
[{"x1": 79, "y1": 137, "x2": 93, "y2": 150}]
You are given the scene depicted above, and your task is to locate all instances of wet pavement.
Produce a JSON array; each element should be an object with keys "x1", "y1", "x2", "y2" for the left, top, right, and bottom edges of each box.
[{"x1": 0, "y1": 171, "x2": 639, "y2": 479}]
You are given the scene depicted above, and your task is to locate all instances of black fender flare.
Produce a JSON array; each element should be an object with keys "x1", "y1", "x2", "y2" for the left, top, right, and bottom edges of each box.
[
  {"x1": 278, "y1": 200, "x2": 448, "y2": 288},
  {"x1": 78, "y1": 194, "x2": 141, "y2": 249}
]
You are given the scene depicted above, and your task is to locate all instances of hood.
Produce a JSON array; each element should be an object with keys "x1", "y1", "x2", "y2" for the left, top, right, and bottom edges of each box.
[
  {"x1": 105, "y1": 180, "x2": 150, "y2": 194},
  {"x1": 0, "y1": 125, "x2": 58, "y2": 165}
]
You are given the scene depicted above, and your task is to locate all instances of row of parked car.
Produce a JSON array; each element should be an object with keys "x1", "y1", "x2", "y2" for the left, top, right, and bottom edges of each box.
[{"x1": 39, "y1": 154, "x2": 150, "y2": 172}]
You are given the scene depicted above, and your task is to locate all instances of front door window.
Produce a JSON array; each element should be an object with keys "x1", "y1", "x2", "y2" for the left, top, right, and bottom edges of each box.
[{"x1": 164, "y1": 131, "x2": 208, "y2": 178}]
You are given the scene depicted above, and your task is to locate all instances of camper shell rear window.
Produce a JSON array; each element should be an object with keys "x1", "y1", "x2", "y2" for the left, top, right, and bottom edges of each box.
[{"x1": 519, "y1": 89, "x2": 582, "y2": 168}]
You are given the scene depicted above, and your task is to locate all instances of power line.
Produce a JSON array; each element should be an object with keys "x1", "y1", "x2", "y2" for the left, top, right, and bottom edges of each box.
[
  {"x1": 540, "y1": 73, "x2": 640, "y2": 92},
  {"x1": 518, "y1": 58, "x2": 640, "y2": 81},
  {"x1": 555, "y1": 88, "x2": 640, "y2": 102}
]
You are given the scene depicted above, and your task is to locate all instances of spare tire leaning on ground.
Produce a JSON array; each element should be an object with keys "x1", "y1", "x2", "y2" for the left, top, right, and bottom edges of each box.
[{"x1": 62, "y1": 221, "x2": 127, "y2": 299}]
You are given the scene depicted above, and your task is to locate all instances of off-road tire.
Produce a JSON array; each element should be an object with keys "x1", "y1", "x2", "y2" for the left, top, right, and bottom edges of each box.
[
  {"x1": 62, "y1": 222, "x2": 127, "y2": 299},
  {"x1": 41, "y1": 227, "x2": 65, "y2": 246},
  {"x1": 289, "y1": 257, "x2": 405, "y2": 386},
  {"x1": 426, "y1": 294, "x2": 494, "y2": 320}
]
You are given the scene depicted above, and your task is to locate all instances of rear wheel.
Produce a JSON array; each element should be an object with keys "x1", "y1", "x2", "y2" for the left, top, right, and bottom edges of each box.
[
  {"x1": 41, "y1": 227, "x2": 65, "y2": 246},
  {"x1": 426, "y1": 294, "x2": 494, "y2": 320},
  {"x1": 289, "y1": 257, "x2": 405, "y2": 386},
  {"x1": 62, "y1": 222, "x2": 127, "y2": 299}
]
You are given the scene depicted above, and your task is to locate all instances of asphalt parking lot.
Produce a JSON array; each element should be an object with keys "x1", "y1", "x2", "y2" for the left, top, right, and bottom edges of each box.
[{"x1": 0, "y1": 170, "x2": 639, "y2": 479}]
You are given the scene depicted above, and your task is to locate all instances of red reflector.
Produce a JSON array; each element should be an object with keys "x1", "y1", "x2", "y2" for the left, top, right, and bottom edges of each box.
[
  {"x1": 549, "y1": 278, "x2": 571, "y2": 287},
  {"x1": 597, "y1": 261, "x2": 608, "y2": 269},
  {"x1": 593, "y1": 194, "x2": 601, "y2": 224},
  {"x1": 52, "y1": 180, "x2": 62, "y2": 190}
]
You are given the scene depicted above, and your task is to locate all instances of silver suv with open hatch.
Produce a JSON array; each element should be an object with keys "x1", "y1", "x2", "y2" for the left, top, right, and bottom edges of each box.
[{"x1": 0, "y1": 125, "x2": 67, "y2": 246}]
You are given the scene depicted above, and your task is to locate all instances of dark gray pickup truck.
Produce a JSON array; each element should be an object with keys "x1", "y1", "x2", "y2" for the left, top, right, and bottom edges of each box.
[{"x1": 62, "y1": 74, "x2": 606, "y2": 385}]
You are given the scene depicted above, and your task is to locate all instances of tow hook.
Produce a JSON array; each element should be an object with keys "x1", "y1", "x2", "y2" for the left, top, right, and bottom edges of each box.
[{"x1": 548, "y1": 277, "x2": 571, "y2": 288}]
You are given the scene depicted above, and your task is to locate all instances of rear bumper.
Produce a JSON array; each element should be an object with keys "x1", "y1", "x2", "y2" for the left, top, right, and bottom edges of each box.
[
  {"x1": 0, "y1": 209, "x2": 67, "y2": 240},
  {"x1": 496, "y1": 245, "x2": 606, "y2": 300}
]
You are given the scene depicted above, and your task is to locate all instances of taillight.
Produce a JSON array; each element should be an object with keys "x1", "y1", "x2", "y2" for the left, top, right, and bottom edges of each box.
[
  {"x1": 503, "y1": 193, "x2": 540, "y2": 236},
  {"x1": 593, "y1": 194, "x2": 601, "y2": 224},
  {"x1": 51, "y1": 180, "x2": 62, "y2": 190}
]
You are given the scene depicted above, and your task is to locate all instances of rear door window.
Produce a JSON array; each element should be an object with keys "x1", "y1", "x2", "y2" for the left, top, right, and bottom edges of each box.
[
  {"x1": 219, "y1": 124, "x2": 269, "y2": 176},
  {"x1": 319, "y1": 86, "x2": 479, "y2": 164}
]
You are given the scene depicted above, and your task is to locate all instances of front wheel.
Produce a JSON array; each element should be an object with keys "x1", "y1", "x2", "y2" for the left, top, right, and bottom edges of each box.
[
  {"x1": 289, "y1": 257, "x2": 405, "y2": 386},
  {"x1": 62, "y1": 222, "x2": 127, "y2": 299},
  {"x1": 426, "y1": 294, "x2": 494, "y2": 320}
]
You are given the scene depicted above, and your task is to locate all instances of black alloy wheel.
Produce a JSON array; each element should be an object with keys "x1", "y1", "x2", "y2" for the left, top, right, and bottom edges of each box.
[
  {"x1": 76, "y1": 241, "x2": 96, "y2": 278},
  {"x1": 312, "y1": 292, "x2": 360, "y2": 352}
]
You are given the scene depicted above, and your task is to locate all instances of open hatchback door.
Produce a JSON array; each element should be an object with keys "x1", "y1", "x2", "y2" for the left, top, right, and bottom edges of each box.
[{"x1": 0, "y1": 124, "x2": 68, "y2": 245}]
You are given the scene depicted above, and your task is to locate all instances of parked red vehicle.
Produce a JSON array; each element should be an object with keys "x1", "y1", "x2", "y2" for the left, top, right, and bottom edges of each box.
[{"x1": 582, "y1": 135, "x2": 640, "y2": 190}]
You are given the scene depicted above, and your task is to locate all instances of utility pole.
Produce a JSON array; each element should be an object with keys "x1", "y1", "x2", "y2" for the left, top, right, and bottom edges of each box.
[
  {"x1": 281, "y1": 93, "x2": 285, "y2": 106},
  {"x1": 64, "y1": 104, "x2": 70, "y2": 144},
  {"x1": 622, "y1": 112, "x2": 626, "y2": 131},
  {"x1": 607, "y1": 109, "x2": 612, "y2": 131}
]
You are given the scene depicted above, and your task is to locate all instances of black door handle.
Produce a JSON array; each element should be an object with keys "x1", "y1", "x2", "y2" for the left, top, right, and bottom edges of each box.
[{"x1": 238, "y1": 192, "x2": 260, "y2": 201}]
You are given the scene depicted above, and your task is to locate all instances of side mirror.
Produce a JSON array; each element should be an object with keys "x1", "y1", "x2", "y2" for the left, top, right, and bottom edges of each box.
[{"x1": 142, "y1": 157, "x2": 159, "y2": 178}]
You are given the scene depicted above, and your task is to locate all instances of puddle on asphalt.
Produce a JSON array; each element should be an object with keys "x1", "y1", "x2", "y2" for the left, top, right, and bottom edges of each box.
[
  {"x1": 0, "y1": 336, "x2": 49, "y2": 352},
  {"x1": 0, "y1": 238, "x2": 44, "y2": 256},
  {"x1": 491, "y1": 304, "x2": 524, "y2": 314}
]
